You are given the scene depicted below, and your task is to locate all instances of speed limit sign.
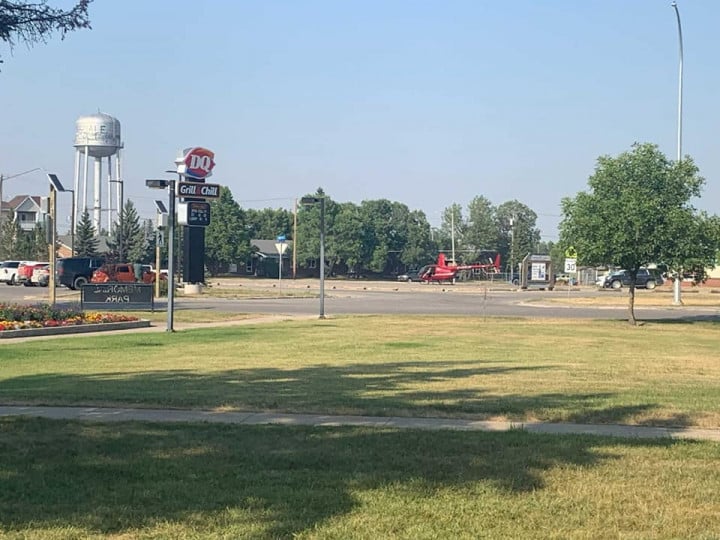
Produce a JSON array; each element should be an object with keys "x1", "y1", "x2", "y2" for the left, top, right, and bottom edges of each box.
[{"x1": 564, "y1": 258, "x2": 577, "y2": 273}]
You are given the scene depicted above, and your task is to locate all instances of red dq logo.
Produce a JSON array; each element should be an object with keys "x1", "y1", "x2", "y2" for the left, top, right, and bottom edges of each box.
[{"x1": 181, "y1": 147, "x2": 215, "y2": 180}]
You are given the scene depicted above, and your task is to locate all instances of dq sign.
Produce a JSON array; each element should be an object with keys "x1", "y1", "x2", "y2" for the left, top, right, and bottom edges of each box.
[{"x1": 176, "y1": 147, "x2": 215, "y2": 180}]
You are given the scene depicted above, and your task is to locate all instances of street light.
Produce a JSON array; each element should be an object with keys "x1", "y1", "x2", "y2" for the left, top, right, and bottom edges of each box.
[
  {"x1": 146, "y1": 178, "x2": 176, "y2": 332},
  {"x1": 671, "y1": 1, "x2": 684, "y2": 306},
  {"x1": 46, "y1": 174, "x2": 75, "y2": 256},
  {"x1": 300, "y1": 196, "x2": 326, "y2": 319}
]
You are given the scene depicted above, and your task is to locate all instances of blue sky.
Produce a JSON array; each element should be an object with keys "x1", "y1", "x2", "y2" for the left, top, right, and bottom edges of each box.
[{"x1": 1, "y1": 0, "x2": 718, "y2": 241}]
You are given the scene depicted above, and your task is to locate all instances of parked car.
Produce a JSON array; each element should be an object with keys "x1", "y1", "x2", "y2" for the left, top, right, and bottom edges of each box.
[
  {"x1": 31, "y1": 264, "x2": 50, "y2": 287},
  {"x1": 397, "y1": 268, "x2": 422, "y2": 282},
  {"x1": 17, "y1": 261, "x2": 47, "y2": 286},
  {"x1": 0, "y1": 261, "x2": 22, "y2": 285},
  {"x1": 603, "y1": 269, "x2": 663, "y2": 290},
  {"x1": 56, "y1": 257, "x2": 105, "y2": 290},
  {"x1": 91, "y1": 263, "x2": 157, "y2": 284}
]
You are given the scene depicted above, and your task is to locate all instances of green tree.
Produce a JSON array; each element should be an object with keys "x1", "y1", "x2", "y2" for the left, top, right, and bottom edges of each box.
[
  {"x1": 465, "y1": 196, "x2": 497, "y2": 255},
  {"x1": 245, "y1": 208, "x2": 293, "y2": 241},
  {"x1": 0, "y1": 210, "x2": 18, "y2": 259},
  {"x1": 439, "y1": 203, "x2": 466, "y2": 261},
  {"x1": 496, "y1": 200, "x2": 540, "y2": 274},
  {"x1": 14, "y1": 225, "x2": 34, "y2": 260},
  {"x1": 0, "y1": 1, "x2": 92, "y2": 69},
  {"x1": 332, "y1": 201, "x2": 365, "y2": 271},
  {"x1": 359, "y1": 199, "x2": 417, "y2": 274},
  {"x1": 296, "y1": 188, "x2": 333, "y2": 276},
  {"x1": 31, "y1": 220, "x2": 48, "y2": 260},
  {"x1": 400, "y1": 210, "x2": 435, "y2": 269},
  {"x1": 560, "y1": 142, "x2": 716, "y2": 325},
  {"x1": 108, "y1": 200, "x2": 145, "y2": 263},
  {"x1": 205, "y1": 187, "x2": 249, "y2": 275},
  {"x1": 74, "y1": 210, "x2": 99, "y2": 257}
]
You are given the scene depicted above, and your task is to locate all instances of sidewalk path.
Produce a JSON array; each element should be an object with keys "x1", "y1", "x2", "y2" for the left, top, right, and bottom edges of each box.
[{"x1": 2, "y1": 405, "x2": 719, "y2": 442}]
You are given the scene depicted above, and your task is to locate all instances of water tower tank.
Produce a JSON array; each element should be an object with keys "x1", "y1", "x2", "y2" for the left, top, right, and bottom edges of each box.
[{"x1": 74, "y1": 113, "x2": 122, "y2": 157}]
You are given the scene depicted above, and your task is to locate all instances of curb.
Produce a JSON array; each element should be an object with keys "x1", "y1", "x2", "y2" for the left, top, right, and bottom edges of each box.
[{"x1": 0, "y1": 319, "x2": 152, "y2": 339}]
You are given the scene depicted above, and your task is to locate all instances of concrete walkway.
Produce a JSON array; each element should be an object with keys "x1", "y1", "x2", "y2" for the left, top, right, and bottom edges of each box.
[{"x1": 2, "y1": 405, "x2": 719, "y2": 442}]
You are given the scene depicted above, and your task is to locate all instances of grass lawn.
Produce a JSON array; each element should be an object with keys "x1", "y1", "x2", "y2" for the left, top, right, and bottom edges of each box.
[
  {"x1": 1, "y1": 417, "x2": 719, "y2": 539},
  {"x1": 1, "y1": 316, "x2": 719, "y2": 428}
]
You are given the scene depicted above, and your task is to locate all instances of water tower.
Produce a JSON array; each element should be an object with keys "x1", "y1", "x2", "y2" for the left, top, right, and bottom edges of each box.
[{"x1": 73, "y1": 113, "x2": 123, "y2": 234}]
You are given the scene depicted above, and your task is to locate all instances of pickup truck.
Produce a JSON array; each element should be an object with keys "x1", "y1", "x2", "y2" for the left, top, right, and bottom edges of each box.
[{"x1": 90, "y1": 263, "x2": 157, "y2": 284}]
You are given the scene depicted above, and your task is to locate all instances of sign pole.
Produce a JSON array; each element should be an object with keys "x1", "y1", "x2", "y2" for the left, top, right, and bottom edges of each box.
[
  {"x1": 275, "y1": 237, "x2": 288, "y2": 284},
  {"x1": 166, "y1": 180, "x2": 176, "y2": 332}
]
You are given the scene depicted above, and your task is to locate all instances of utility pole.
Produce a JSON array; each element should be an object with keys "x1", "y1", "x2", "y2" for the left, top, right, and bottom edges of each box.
[
  {"x1": 450, "y1": 210, "x2": 456, "y2": 263},
  {"x1": 293, "y1": 198, "x2": 297, "y2": 279}
]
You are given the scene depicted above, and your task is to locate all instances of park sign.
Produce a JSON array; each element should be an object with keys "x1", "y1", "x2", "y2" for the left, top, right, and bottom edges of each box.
[
  {"x1": 177, "y1": 181, "x2": 221, "y2": 199},
  {"x1": 176, "y1": 147, "x2": 216, "y2": 180}
]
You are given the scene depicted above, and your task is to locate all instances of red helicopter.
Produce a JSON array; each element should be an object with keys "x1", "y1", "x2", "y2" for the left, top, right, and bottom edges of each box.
[{"x1": 418, "y1": 252, "x2": 501, "y2": 284}]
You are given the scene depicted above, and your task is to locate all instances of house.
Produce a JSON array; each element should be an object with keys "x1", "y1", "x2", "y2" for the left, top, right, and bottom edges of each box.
[
  {"x1": 0, "y1": 195, "x2": 47, "y2": 231},
  {"x1": 241, "y1": 239, "x2": 294, "y2": 278}
]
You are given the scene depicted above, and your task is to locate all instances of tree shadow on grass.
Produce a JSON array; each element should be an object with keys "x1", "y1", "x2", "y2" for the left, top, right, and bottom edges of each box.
[
  {"x1": 644, "y1": 315, "x2": 720, "y2": 325},
  {"x1": 0, "y1": 360, "x2": 636, "y2": 423},
  {"x1": 0, "y1": 416, "x2": 700, "y2": 538}
]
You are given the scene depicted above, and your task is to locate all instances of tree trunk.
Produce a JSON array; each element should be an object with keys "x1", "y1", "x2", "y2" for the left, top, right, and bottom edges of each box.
[{"x1": 627, "y1": 283, "x2": 637, "y2": 325}]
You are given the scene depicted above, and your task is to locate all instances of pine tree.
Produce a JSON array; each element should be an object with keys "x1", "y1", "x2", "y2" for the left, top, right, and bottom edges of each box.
[
  {"x1": 15, "y1": 226, "x2": 34, "y2": 260},
  {"x1": 205, "y1": 187, "x2": 249, "y2": 275},
  {"x1": 32, "y1": 221, "x2": 49, "y2": 260},
  {"x1": 108, "y1": 200, "x2": 146, "y2": 262},
  {"x1": 75, "y1": 210, "x2": 99, "y2": 257},
  {"x1": 0, "y1": 210, "x2": 17, "y2": 259}
]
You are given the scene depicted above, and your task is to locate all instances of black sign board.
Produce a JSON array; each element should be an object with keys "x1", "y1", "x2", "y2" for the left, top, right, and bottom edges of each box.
[
  {"x1": 80, "y1": 283, "x2": 154, "y2": 311},
  {"x1": 179, "y1": 201, "x2": 211, "y2": 227},
  {"x1": 177, "y1": 181, "x2": 220, "y2": 199}
]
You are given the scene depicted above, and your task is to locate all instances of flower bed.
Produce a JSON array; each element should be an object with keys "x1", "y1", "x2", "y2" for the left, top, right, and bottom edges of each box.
[{"x1": 0, "y1": 303, "x2": 139, "y2": 332}]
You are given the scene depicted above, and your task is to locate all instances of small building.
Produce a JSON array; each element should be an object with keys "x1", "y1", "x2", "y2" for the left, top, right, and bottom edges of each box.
[
  {"x1": 241, "y1": 239, "x2": 294, "y2": 278},
  {"x1": 0, "y1": 195, "x2": 47, "y2": 231}
]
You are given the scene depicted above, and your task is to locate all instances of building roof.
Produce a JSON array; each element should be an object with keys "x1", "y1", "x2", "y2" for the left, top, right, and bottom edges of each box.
[
  {"x1": 251, "y1": 239, "x2": 293, "y2": 258},
  {"x1": 1, "y1": 195, "x2": 43, "y2": 212}
]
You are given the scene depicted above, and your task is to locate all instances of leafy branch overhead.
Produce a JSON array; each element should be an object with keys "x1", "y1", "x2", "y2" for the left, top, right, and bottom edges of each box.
[{"x1": 0, "y1": 0, "x2": 92, "y2": 66}]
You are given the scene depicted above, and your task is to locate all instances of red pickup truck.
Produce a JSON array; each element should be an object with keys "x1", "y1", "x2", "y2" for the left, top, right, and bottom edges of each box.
[{"x1": 90, "y1": 263, "x2": 157, "y2": 284}]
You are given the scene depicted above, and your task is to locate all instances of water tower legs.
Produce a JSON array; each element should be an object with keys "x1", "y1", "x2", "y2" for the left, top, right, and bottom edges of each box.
[
  {"x1": 72, "y1": 149, "x2": 80, "y2": 236},
  {"x1": 93, "y1": 157, "x2": 102, "y2": 233}
]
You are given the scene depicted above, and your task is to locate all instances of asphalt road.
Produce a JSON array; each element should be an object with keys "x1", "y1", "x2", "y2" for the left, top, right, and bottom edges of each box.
[
  {"x1": 2, "y1": 281, "x2": 718, "y2": 321},
  {"x1": 179, "y1": 288, "x2": 719, "y2": 321}
]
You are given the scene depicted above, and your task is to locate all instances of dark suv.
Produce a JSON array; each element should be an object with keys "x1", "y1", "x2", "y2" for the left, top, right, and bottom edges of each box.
[
  {"x1": 603, "y1": 269, "x2": 663, "y2": 290},
  {"x1": 56, "y1": 257, "x2": 105, "y2": 290}
]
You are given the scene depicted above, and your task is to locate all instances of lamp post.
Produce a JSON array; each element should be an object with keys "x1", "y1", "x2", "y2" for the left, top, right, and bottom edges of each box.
[
  {"x1": 146, "y1": 178, "x2": 176, "y2": 332},
  {"x1": 300, "y1": 196, "x2": 326, "y2": 319},
  {"x1": 671, "y1": 1, "x2": 684, "y2": 306},
  {"x1": 45, "y1": 175, "x2": 76, "y2": 256}
]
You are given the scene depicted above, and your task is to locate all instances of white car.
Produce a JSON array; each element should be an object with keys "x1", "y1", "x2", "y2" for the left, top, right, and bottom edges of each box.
[{"x1": 0, "y1": 261, "x2": 22, "y2": 285}]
